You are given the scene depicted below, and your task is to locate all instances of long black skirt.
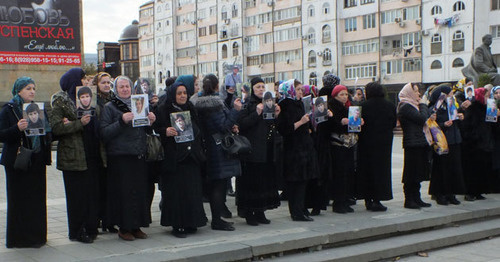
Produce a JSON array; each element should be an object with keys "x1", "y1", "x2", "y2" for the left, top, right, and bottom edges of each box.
[
  {"x1": 160, "y1": 158, "x2": 207, "y2": 228},
  {"x1": 331, "y1": 145, "x2": 355, "y2": 201},
  {"x1": 107, "y1": 155, "x2": 151, "y2": 231},
  {"x1": 429, "y1": 144, "x2": 466, "y2": 195},
  {"x1": 5, "y1": 151, "x2": 46, "y2": 248},
  {"x1": 402, "y1": 146, "x2": 430, "y2": 184},
  {"x1": 463, "y1": 148, "x2": 493, "y2": 195},
  {"x1": 236, "y1": 161, "x2": 280, "y2": 212}
]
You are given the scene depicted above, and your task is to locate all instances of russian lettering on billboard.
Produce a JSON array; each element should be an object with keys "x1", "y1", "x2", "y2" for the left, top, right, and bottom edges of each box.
[{"x1": 0, "y1": 0, "x2": 81, "y2": 66}]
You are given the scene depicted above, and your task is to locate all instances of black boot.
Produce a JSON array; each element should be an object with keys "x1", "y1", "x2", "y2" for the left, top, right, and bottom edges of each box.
[
  {"x1": 446, "y1": 195, "x2": 460, "y2": 205},
  {"x1": 76, "y1": 227, "x2": 93, "y2": 244},
  {"x1": 415, "y1": 198, "x2": 432, "y2": 208},
  {"x1": 255, "y1": 211, "x2": 271, "y2": 224},
  {"x1": 404, "y1": 198, "x2": 421, "y2": 209},
  {"x1": 245, "y1": 212, "x2": 259, "y2": 226},
  {"x1": 370, "y1": 201, "x2": 387, "y2": 212}
]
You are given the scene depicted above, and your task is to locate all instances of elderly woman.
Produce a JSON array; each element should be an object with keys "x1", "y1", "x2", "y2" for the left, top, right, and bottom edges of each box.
[
  {"x1": 50, "y1": 68, "x2": 101, "y2": 243},
  {"x1": 100, "y1": 75, "x2": 156, "y2": 241},
  {"x1": 193, "y1": 74, "x2": 242, "y2": 231},
  {"x1": 154, "y1": 82, "x2": 207, "y2": 238},
  {"x1": 397, "y1": 83, "x2": 433, "y2": 209},
  {"x1": 277, "y1": 79, "x2": 319, "y2": 221},
  {"x1": 357, "y1": 82, "x2": 397, "y2": 211},
  {"x1": 236, "y1": 77, "x2": 281, "y2": 226},
  {"x1": 0, "y1": 77, "x2": 51, "y2": 248}
]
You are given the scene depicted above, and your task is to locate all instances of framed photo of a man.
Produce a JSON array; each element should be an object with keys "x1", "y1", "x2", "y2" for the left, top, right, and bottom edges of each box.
[
  {"x1": 447, "y1": 96, "x2": 459, "y2": 120},
  {"x1": 23, "y1": 102, "x2": 46, "y2": 136},
  {"x1": 465, "y1": 86, "x2": 475, "y2": 101},
  {"x1": 348, "y1": 106, "x2": 362, "y2": 133},
  {"x1": 313, "y1": 95, "x2": 328, "y2": 124},
  {"x1": 262, "y1": 91, "x2": 276, "y2": 119},
  {"x1": 486, "y1": 98, "x2": 498, "y2": 122},
  {"x1": 75, "y1": 86, "x2": 96, "y2": 118},
  {"x1": 131, "y1": 94, "x2": 150, "y2": 127},
  {"x1": 302, "y1": 95, "x2": 312, "y2": 115},
  {"x1": 170, "y1": 111, "x2": 194, "y2": 143}
]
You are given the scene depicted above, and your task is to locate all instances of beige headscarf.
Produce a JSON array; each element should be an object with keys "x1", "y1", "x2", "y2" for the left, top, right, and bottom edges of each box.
[{"x1": 398, "y1": 82, "x2": 420, "y2": 111}]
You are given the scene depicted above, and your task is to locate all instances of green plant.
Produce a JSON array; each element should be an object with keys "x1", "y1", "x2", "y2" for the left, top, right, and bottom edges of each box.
[{"x1": 477, "y1": 73, "x2": 492, "y2": 88}]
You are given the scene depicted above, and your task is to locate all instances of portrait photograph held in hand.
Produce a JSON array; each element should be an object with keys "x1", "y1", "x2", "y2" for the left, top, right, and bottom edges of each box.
[
  {"x1": 75, "y1": 86, "x2": 96, "y2": 118},
  {"x1": 170, "y1": 111, "x2": 194, "y2": 143},
  {"x1": 447, "y1": 96, "x2": 459, "y2": 120},
  {"x1": 23, "y1": 102, "x2": 45, "y2": 136},
  {"x1": 313, "y1": 95, "x2": 328, "y2": 124},
  {"x1": 262, "y1": 91, "x2": 276, "y2": 120},
  {"x1": 486, "y1": 98, "x2": 498, "y2": 122},
  {"x1": 465, "y1": 86, "x2": 475, "y2": 101},
  {"x1": 131, "y1": 94, "x2": 150, "y2": 127},
  {"x1": 302, "y1": 95, "x2": 312, "y2": 115},
  {"x1": 348, "y1": 106, "x2": 362, "y2": 133},
  {"x1": 433, "y1": 93, "x2": 447, "y2": 112}
]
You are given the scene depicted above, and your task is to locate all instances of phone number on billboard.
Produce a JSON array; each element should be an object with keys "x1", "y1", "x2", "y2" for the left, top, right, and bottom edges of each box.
[{"x1": 0, "y1": 54, "x2": 81, "y2": 65}]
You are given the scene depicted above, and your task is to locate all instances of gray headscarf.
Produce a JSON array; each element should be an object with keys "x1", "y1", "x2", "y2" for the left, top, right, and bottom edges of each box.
[
  {"x1": 113, "y1": 75, "x2": 133, "y2": 109},
  {"x1": 322, "y1": 74, "x2": 341, "y2": 89}
]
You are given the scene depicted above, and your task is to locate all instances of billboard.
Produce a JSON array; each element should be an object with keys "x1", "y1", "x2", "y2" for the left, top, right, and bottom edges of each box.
[{"x1": 0, "y1": 0, "x2": 81, "y2": 65}]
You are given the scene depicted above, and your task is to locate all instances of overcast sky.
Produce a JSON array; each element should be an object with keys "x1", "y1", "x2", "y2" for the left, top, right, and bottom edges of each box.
[{"x1": 82, "y1": 0, "x2": 144, "y2": 53}]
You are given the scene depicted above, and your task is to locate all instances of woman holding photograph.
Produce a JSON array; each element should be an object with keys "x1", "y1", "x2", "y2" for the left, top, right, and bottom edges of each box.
[
  {"x1": 237, "y1": 77, "x2": 281, "y2": 226},
  {"x1": 154, "y1": 82, "x2": 207, "y2": 238},
  {"x1": 100, "y1": 75, "x2": 156, "y2": 241},
  {"x1": 193, "y1": 74, "x2": 242, "y2": 231},
  {"x1": 0, "y1": 77, "x2": 51, "y2": 248},
  {"x1": 277, "y1": 79, "x2": 318, "y2": 221},
  {"x1": 492, "y1": 86, "x2": 500, "y2": 193}
]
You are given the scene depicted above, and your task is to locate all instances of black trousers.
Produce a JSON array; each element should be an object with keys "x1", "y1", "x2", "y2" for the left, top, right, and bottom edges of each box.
[
  {"x1": 209, "y1": 178, "x2": 228, "y2": 223},
  {"x1": 286, "y1": 181, "x2": 307, "y2": 217}
]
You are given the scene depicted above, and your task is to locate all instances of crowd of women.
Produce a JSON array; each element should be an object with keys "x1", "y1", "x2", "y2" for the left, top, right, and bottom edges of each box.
[{"x1": 1, "y1": 68, "x2": 499, "y2": 248}]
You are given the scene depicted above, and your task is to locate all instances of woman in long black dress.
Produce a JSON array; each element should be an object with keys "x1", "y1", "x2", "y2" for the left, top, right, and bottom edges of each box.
[
  {"x1": 237, "y1": 77, "x2": 281, "y2": 226},
  {"x1": 0, "y1": 77, "x2": 52, "y2": 248},
  {"x1": 155, "y1": 82, "x2": 207, "y2": 237}
]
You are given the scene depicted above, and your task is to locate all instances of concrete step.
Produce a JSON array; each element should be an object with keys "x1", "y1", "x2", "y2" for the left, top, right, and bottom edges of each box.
[{"x1": 269, "y1": 217, "x2": 500, "y2": 262}]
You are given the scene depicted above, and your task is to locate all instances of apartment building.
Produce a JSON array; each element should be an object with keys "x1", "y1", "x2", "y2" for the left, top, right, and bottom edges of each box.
[
  {"x1": 139, "y1": 1, "x2": 156, "y2": 81},
  {"x1": 154, "y1": 0, "x2": 175, "y2": 88}
]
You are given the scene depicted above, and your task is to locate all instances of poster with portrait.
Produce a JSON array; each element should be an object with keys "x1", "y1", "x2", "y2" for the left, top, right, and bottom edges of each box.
[
  {"x1": 313, "y1": 96, "x2": 328, "y2": 124},
  {"x1": 131, "y1": 94, "x2": 150, "y2": 127},
  {"x1": 447, "y1": 96, "x2": 459, "y2": 120},
  {"x1": 433, "y1": 93, "x2": 447, "y2": 112},
  {"x1": 134, "y1": 78, "x2": 156, "y2": 101},
  {"x1": 170, "y1": 111, "x2": 194, "y2": 143},
  {"x1": 302, "y1": 95, "x2": 312, "y2": 115},
  {"x1": 75, "y1": 86, "x2": 97, "y2": 118},
  {"x1": 486, "y1": 98, "x2": 498, "y2": 122},
  {"x1": 348, "y1": 106, "x2": 362, "y2": 133},
  {"x1": 23, "y1": 102, "x2": 45, "y2": 136},
  {"x1": 464, "y1": 86, "x2": 475, "y2": 101},
  {"x1": 262, "y1": 91, "x2": 276, "y2": 119}
]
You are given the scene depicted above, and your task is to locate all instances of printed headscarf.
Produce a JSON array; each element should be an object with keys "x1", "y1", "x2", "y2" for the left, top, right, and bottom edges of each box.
[
  {"x1": 322, "y1": 74, "x2": 340, "y2": 89},
  {"x1": 398, "y1": 82, "x2": 420, "y2": 111},
  {"x1": 278, "y1": 79, "x2": 296, "y2": 100},
  {"x1": 12, "y1": 76, "x2": 35, "y2": 113},
  {"x1": 303, "y1": 85, "x2": 318, "y2": 97},
  {"x1": 59, "y1": 68, "x2": 85, "y2": 103}
]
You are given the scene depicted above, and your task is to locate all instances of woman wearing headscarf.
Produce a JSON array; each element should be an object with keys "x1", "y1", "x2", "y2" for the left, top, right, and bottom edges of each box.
[
  {"x1": 154, "y1": 82, "x2": 207, "y2": 238},
  {"x1": 50, "y1": 68, "x2": 101, "y2": 243},
  {"x1": 100, "y1": 75, "x2": 156, "y2": 241},
  {"x1": 357, "y1": 82, "x2": 397, "y2": 211},
  {"x1": 319, "y1": 74, "x2": 341, "y2": 97},
  {"x1": 236, "y1": 77, "x2": 281, "y2": 226},
  {"x1": 427, "y1": 85, "x2": 466, "y2": 205},
  {"x1": 0, "y1": 77, "x2": 52, "y2": 248},
  {"x1": 193, "y1": 74, "x2": 242, "y2": 231},
  {"x1": 461, "y1": 87, "x2": 495, "y2": 201},
  {"x1": 397, "y1": 83, "x2": 433, "y2": 209},
  {"x1": 277, "y1": 79, "x2": 319, "y2": 221},
  {"x1": 491, "y1": 86, "x2": 500, "y2": 193}
]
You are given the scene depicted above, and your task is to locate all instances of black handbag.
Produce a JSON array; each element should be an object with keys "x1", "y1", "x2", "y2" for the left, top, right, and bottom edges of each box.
[
  {"x1": 146, "y1": 132, "x2": 164, "y2": 162},
  {"x1": 213, "y1": 131, "x2": 252, "y2": 157},
  {"x1": 14, "y1": 138, "x2": 34, "y2": 172}
]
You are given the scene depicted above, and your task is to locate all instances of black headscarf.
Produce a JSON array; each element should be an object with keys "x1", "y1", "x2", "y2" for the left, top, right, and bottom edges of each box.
[
  {"x1": 60, "y1": 68, "x2": 85, "y2": 103},
  {"x1": 167, "y1": 82, "x2": 191, "y2": 111},
  {"x1": 429, "y1": 85, "x2": 452, "y2": 107}
]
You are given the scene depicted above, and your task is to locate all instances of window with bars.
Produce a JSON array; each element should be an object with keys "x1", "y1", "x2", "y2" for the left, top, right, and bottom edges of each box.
[
  {"x1": 431, "y1": 34, "x2": 442, "y2": 54},
  {"x1": 453, "y1": 1, "x2": 465, "y2": 11},
  {"x1": 493, "y1": 0, "x2": 500, "y2": 10},
  {"x1": 431, "y1": 60, "x2": 442, "y2": 69},
  {"x1": 452, "y1": 30, "x2": 465, "y2": 52},
  {"x1": 323, "y1": 25, "x2": 332, "y2": 42},
  {"x1": 452, "y1": 58, "x2": 464, "y2": 67},
  {"x1": 308, "y1": 50, "x2": 317, "y2": 67}
]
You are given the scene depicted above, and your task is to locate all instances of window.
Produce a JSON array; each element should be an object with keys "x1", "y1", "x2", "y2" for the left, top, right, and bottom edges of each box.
[
  {"x1": 308, "y1": 50, "x2": 317, "y2": 67},
  {"x1": 232, "y1": 42, "x2": 239, "y2": 57},
  {"x1": 452, "y1": 30, "x2": 465, "y2": 52},
  {"x1": 222, "y1": 44, "x2": 228, "y2": 59},
  {"x1": 363, "y1": 14, "x2": 376, "y2": 29},
  {"x1": 198, "y1": 62, "x2": 217, "y2": 75},
  {"x1": 199, "y1": 27, "x2": 207, "y2": 37},
  {"x1": 492, "y1": 25, "x2": 500, "y2": 38},
  {"x1": 209, "y1": 6, "x2": 216, "y2": 17},
  {"x1": 274, "y1": 27, "x2": 301, "y2": 42},
  {"x1": 381, "y1": 10, "x2": 401, "y2": 24},
  {"x1": 245, "y1": 0, "x2": 256, "y2": 8},
  {"x1": 198, "y1": 8, "x2": 207, "y2": 19},
  {"x1": 431, "y1": 5, "x2": 442, "y2": 15},
  {"x1": 308, "y1": 5, "x2": 315, "y2": 17},
  {"x1": 323, "y1": 48, "x2": 332, "y2": 65},
  {"x1": 261, "y1": 53, "x2": 273, "y2": 64},
  {"x1": 323, "y1": 3, "x2": 330, "y2": 14},
  {"x1": 384, "y1": 60, "x2": 402, "y2": 75},
  {"x1": 274, "y1": 7, "x2": 300, "y2": 21},
  {"x1": 232, "y1": 4, "x2": 238, "y2": 18},
  {"x1": 345, "y1": 18, "x2": 357, "y2": 32},
  {"x1": 307, "y1": 28, "x2": 316, "y2": 45},
  {"x1": 403, "y1": 6, "x2": 420, "y2": 21},
  {"x1": 431, "y1": 34, "x2": 442, "y2": 54},
  {"x1": 452, "y1": 58, "x2": 464, "y2": 67},
  {"x1": 494, "y1": 0, "x2": 500, "y2": 10},
  {"x1": 342, "y1": 38, "x2": 379, "y2": 55},
  {"x1": 361, "y1": 0, "x2": 375, "y2": 4},
  {"x1": 345, "y1": 63, "x2": 377, "y2": 80},
  {"x1": 345, "y1": 0, "x2": 357, "y2": 8},
  {"x1": 453, "y1": 1, "x2": 465, "y2": 11},
  {"x1": 274, "y1": 49, "x2": 302, "y2": 63},
  {"x1": 431, "y1": 60, "x2": 442, "y2": 69},
  {"x1": 322, "y1": 25, "x2": 332, "y2": 42},
  {"x1": 404, "y1": 58, "x2": 421, "y2": 72},
  {"x1": 221, "y1": 6, "x2": 228, "y2": 20},
  {"x1": 403, "y1": 31, "x2": 421, "y2": 47},
  {"x1": 309, "y1": 72, "x2": 317, "y2": 86},
  {"x1": 247, "y1": 56, "x2": 260, "y2": 66},
  {"x1": 209, "y1": 24, "x2": 217, "y2": 35}
]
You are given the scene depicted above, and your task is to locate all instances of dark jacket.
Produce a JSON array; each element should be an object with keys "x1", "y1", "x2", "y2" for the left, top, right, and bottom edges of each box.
[
  {"x1": 194, "y1": 95, "x2": 241, "y2": 180},
  {"x1": 398, "y1": 103, "x2": 430, "y2": 148},
  {"x1": 49, "y1": 91, "x2": 87, "y2": 171},
  {"x1": 329, "y1": 98, "x2": 349, "y2": 135},
  {"x1": 0, "y1": 102, "x2": 51, "y2": 167},
  {"x1": 432, "y1": 103, "x2": 462, "y2": 145},
  {"x1": 100, "y1": 96, "x2": 148, "y2": 156},
  {"x1": 462, "y1": 101, "x2": 494, "y2": 152},
  {"x1": 238, "y1": 94, "x2": 278, "y2": 163}
]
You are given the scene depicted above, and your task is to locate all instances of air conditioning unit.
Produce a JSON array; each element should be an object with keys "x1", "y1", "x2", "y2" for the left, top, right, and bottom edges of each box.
[
  {"x1": 415, "y1": 19, "x2": 421, "y2": 25},
  {"x1": 422, "y1": 29, "x2": 429, "y2": 36},
  {"x1": 224, "y1": 19, "x2": 230, "y2": 24},
  {"x1": 286, "y1": 59, "x2": 290, "y2": 64},
  {"x1": 416, "y1": 46, "x2": 422, "y2": 52},
  {"x1": 243, "y1": 36, "x2": 249, "y2": 42},
  {"x1": 220, "y1": 30, "x2": 227, "y2": 38},
  {"x1": 267, "y1": 1, "x2": 274, "y2": 7},
  {"x1": 191, "y1": 20, "x2": 196, "y2": 25},
  {"x1": 302, "y1": 35, "x2": 308, "y2": 40},
  {"x1": 395, "y1": 17, "x2": 401, "y2": 23},
  {"x1": 317, "y1": 51, "x2": 323, "y2": 56},
  {"x1": 398, "y1": 22, "x2": 406, "y2": 27},
  {"x1": 401, "y1": 0, "x2": 408, "y2": 2}
]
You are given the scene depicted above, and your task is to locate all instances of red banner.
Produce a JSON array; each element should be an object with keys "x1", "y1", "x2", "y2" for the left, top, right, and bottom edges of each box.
[{"x1": 0, "y1": 52, "x2": 81, "y2": 65}]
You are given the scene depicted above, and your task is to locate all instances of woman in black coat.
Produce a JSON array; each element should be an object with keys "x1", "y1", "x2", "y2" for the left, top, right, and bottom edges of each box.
[
  {"x1": 397, "y1": 83, "x2": 433, "y2": 209},
  {"x1": 0, "y1": 77, "x2": 52, "y2": 248},
  {"x1": 491, "y1": 86, "x2": 500, "y2": 193},
  {"x1": 237, "y1": 77, "x2": 281, "y2": 226},
  {"x1": 357, "y1": 82, "x2": 397, "y2": 211},
  {"x1": 193, "y1": 74, "x2": 242, "y2": 231},
  {"x1": 154, "y1": 82, "x2": 207, "y2": 237},
  {"x1": 277, "y1": 79, "x2": 318, "y2": 222}
]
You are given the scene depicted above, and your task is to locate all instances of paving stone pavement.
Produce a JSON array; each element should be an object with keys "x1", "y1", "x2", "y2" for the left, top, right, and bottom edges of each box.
[{"x1": 1, "y1": 135, "x2": 499, "y2": 262}]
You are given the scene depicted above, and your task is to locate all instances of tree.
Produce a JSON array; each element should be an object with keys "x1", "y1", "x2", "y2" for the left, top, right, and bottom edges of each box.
[{"x1": 82, "y1": 63, "x2": 97, "y2": 75}]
